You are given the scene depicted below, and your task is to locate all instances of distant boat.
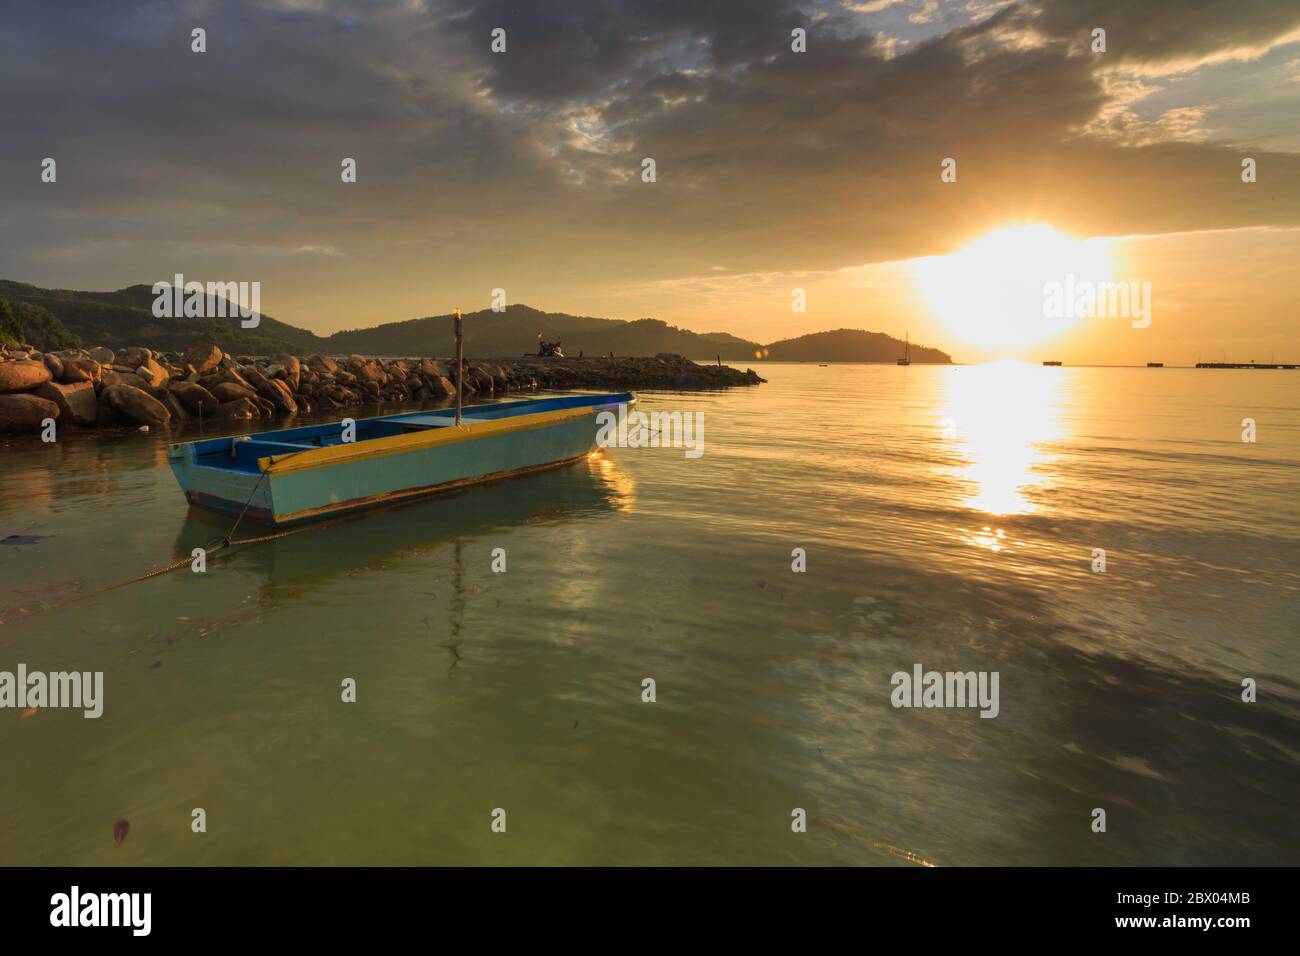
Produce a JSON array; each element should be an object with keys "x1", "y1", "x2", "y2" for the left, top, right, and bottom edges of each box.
[
  {"x1": 1042, "y1": 360, "x2": 1062, "y2": 366},
  {"x1": 897, "y1": 333, "x2": 911, "y2": 366},
  {"x1": 1147, "y1": 362, "x2": 1164, "y2": 368},
  {"x1": 169, "y1": 393, "x2": 633, "y2": 526},
  {"x1": 818, "y1": 363, "x2": 829, "y2": 367}
]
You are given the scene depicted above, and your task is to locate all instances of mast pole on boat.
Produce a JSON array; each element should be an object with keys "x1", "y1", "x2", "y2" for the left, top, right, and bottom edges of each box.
[{"x1": 454, "y1": 307, "x2": 463, "y2": 426}]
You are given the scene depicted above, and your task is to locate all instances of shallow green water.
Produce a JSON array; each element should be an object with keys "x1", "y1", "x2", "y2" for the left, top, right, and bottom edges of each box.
[{"x1": 2, "y1": 363, "x2": 1298, "y2": 865}]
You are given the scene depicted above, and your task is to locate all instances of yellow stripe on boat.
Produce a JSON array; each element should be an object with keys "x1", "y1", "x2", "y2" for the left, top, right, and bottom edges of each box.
[{"x1": 257, "y1": 406, "x2": 598, "y2": 476}]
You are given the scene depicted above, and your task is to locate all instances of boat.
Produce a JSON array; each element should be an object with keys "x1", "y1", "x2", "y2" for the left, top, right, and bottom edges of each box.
[
  {"x1": 168, "y1": 392, "x2": 635, "y2": 526},
  {"x1": 1147, "y1": 362, "x2": 1164, "y2": 368},
  {"x1": 897, "y1": 333, "x2": 911, "y2": 366},
  {"x1": 1042, "y1": 360, "x2": 1062, "y2": 366}
]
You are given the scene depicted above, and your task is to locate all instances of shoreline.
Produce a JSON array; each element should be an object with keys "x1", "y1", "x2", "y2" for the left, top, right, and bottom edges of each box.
[{"x1": 0, "y1": 344, "x2": 764, "y2": 434}]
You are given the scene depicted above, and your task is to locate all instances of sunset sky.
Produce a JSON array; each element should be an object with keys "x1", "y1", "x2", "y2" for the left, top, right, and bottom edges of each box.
[{"x1": 1, "y1": 0, "x2": 1297, "y2": 363}]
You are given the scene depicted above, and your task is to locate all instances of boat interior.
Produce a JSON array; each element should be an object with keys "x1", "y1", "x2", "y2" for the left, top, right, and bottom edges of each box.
[{"x1": 179, "y1": 392, "x2": 633, "y2": 474}]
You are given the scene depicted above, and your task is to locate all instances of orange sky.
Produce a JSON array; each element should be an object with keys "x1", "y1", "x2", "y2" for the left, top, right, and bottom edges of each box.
[{"x1": 2, "y1": 0, "x2": 1298, "y2": 363}]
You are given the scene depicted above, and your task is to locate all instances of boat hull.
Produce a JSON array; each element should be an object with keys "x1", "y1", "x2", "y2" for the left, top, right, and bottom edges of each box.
[{"x1": 168, "y1": 394, "x2": 632, "y2": 526}]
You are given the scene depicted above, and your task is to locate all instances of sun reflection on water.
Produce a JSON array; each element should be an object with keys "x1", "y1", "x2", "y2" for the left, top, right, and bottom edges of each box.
[
  {"x1": 587, "y1": 450, "x2": 637, "y2": 512},
  {"x1": 942, "y1": 360, "x2": 1066, "y2": 518}
]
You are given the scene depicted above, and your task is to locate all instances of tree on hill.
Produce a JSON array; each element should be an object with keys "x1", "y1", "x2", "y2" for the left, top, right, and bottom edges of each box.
[{"x1": 0, "y1": 297, "x2": 82, "y2": 351}]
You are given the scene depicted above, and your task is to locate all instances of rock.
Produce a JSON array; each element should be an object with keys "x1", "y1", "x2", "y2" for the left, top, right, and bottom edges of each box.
[
  {"x1": 88, "y1": 346, "x2": 115, "y2": 364},
  {"x1": 469, "y1": 364, "x2": 495, "y2": 393},
  {"x1": 185, "y1": 343, "x2": 223, "y2": 374},
  {"x1": 211, "y1": 381, "x2": 258, "y2": 404},
  {"x1": 202, "y1": 367, "x2": 251, "y2": 392},
  {"x1": 95, "y1": 401, "x2": 126, "y2": 427},
  {"x1": 135, "y1": 357, "x2": 169, "y2": 389},
  {"x1": 43, "y1": 353, "x2": 64, "y2": 381},
  {"x1": 161, "y1": 391, "x2": 189, "y2": 423},
  {"x1": 103, "y1": 384, "x2": 171, "y2": 428},
  {"x1": 119, "y1": 347, "x2": 152, "y2": 369},
  {"x1": 215, "y1": 397, "x2": 258, "y2": 419},
  {"x1": 307, "y1": 354, "x2": 338, "y2": 374},
  {"x1": 169, "y1": 381, "x2": 220, "y2": 415},
  {"x1": 0, "y1": 393, "x2": 60, "y2": 432},
  {"x1": 61, "y1": 357, "x2": 101, "y2": 384},
  {"x1": 0, "y1": 360, "x2": 53, "y2": 394},
  {"x1": 100, "y1": 369, "x2": 155, "y2": 392},
  {"x1": 34, "y1": 381, "x2": 97, "y2": 426},
  {"x1": 355, "y1": 362, "x2": 387, "y2": 386},
  {"x1": 270, "y1": 354, "x2": 301, "y2": 389},
  {"x1": 243, "y1": 367, "x2": 298, "y2": 413}
]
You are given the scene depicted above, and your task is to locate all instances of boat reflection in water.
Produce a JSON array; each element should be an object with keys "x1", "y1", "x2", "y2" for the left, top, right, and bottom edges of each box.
[{"x1": 171, "y1": 450, "x2": 636, "y2": 594}]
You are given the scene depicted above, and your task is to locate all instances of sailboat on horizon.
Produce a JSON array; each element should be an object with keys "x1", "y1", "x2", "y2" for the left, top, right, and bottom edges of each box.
[{"x1": 897, "y1": 333, "x2": 911, "y2": 366}]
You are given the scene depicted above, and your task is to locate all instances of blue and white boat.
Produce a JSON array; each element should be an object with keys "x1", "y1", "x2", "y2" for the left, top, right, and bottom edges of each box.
[{"x1": 168, "y1": 392, "x2": 634, "y2": 526}]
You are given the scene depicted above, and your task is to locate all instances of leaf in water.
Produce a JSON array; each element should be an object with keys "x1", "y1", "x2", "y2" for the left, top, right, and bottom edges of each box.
[
  {"x1": 113, "y1": 818, "x2": 130, "y2": 846},
  {"x1": 19, "y1": 707, "x2": 37, "y2": 720}
]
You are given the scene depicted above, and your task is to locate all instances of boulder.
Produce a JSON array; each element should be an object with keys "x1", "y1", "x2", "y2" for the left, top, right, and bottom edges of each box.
[
  {"x1": 243, "y1": 367, "x2": 298, "y2": 413},
  {"x1": 88, "y1": 346, "x2": 116, "y2": 364},
  {"x1": 42, "y1": 353, "x2": 64, "y2": 381},
  {"x1": 34, "y1": 381, "x2": 97, "y2": 426},
  {"x1": 424, "y1": 375, "x2": 455, "y2": 398},
  {"x1": 185, "y1": 343, "x2": 223, "y2": 374},
  {"x1": 354, "y1": 362, "x2": 387, "y2": 386},
  {"x1": 169, "y1": 381, "x2": 220, "y2": 415},
  {"x1": 307, "y1": 354, "x2": 338, "y2": 374},
  {"x1": 95, "y1": 401, "x2": 125, "y2": 427},
  {"x1": 0, "y1": 360, "x2": 53, "y2": 394},
  {"x1": 135, "y1": 357, "x2": 169, "y2": 389},
  {"x1": 202, "y1": 369, "x2": 254, "y2": 397},
  {"x1": 119, "y1": 347, "x2": 152, "y2": 370},
  {"x1": 100, "y1": 369, "x2": 155, "y2": 391},
  {"x1": 103, "y1": 384, "x2": 171, "y2": 428},
  {"x1": 61, "y1": 357, "x2": 101, "y2": 384},
  {"x1": 161, "y1": 391, "x2": 190, "y2": 423},
  {"x1": 0, "y1": 393, "x2": 60, "y2": 432},
  {"x1": 270, "y1": 354, "x2": 301, "y2": 389},
  {"x1": 211, "y1": 381, "x2": 258, "y2": 404},
  {"x1": 215, "y1": 397, "x2": 258, "y2": 419}
]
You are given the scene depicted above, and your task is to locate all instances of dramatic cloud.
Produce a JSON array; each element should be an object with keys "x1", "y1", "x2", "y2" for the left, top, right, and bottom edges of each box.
[{"x1": 0, "y1": 0, "x2": 1297, "y2": 337}]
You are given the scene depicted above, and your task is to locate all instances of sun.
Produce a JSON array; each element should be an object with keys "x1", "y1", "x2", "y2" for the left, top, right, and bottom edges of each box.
[{"x1": 912, "y1": 224, "x2": 1113, "y2": 352}]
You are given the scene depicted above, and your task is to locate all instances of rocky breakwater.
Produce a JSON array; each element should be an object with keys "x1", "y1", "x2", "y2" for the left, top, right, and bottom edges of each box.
[
  {"x1": 495, "y1": 353, "x2": 764, "y2": 391},
  {"x1": 0, "y1": 345, "x2": 763, "y2": 434}
]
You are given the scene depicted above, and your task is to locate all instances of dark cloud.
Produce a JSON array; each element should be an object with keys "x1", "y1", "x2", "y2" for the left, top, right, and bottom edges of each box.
[{"x1": 1027, "y1": 0, "x2": 1300, "y2": 64}]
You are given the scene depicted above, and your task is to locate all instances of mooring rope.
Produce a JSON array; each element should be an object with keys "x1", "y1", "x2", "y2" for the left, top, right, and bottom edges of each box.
[{"x1": 4, "y1": 452, "x2": 349, "y2": 621}]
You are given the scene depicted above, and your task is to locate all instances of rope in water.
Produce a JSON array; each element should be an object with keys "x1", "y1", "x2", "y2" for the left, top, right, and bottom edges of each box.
[
  {"x1": 7, "y1": 453, "x2": 367, "y2": 620},
  {"x1": 96, "y1": 470, "x2": 273, "y2": 594}
]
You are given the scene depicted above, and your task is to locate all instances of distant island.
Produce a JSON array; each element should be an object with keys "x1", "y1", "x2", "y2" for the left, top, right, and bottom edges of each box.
[{"x1": 0, "y1": 279, "x2": 952, "y2": 364}]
